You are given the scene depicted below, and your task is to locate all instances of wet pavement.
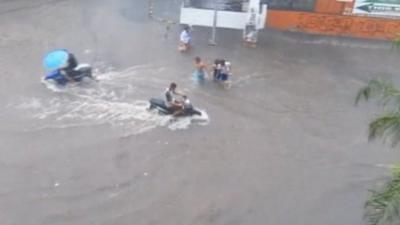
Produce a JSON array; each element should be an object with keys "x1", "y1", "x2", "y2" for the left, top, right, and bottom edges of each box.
[{"x1": 1, "y1": 0, "x2": 400, "y2": 225}]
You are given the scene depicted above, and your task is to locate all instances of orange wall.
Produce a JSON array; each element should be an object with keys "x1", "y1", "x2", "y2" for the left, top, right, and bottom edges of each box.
[
  {"x1": 267, "y1": 10, "x2": 400, "y2": 40},
  {"x1": 314, "y1": 0, "x2": 344, "y2": 14}
]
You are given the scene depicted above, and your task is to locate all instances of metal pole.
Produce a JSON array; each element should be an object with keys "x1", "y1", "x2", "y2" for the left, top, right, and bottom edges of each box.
[
  {"x1": 208, "y1": 0, "x2": 217, "y2": 46},
  {"x1": 148, "y1": 0, "x2": 154, "y2": 19}
]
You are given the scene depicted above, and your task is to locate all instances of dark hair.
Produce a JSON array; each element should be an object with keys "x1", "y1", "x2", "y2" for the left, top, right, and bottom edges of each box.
[
  {"x1": 195, "y1": 57, "x2": 201, "y2": 63},
  {"x1": 183, "y1": 25, "x2": 190, "y2": 31},
  {"x1": 170, "y1": 82, "x2": 177, "y2": 89},
  {"x1": 220, "y1": 60, "x2": 226, "y2": 66}
]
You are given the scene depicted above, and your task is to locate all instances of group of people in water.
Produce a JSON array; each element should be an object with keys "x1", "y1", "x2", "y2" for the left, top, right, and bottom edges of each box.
[
  {"x1": 45, "y1": 25, "x2": 233, "y2": 117},
  {"x1": 194, "y1": 56, "x2": 231, "y2": 84},
  {"x1": 161, "y1": 57, "x2": 232, "y2": 117},
  {"x1": 163, "y1": 26, "x2": 234, "y2": 116},
  {"x1": 178, "y1": 25, "x2": 232, "y2": 85}
]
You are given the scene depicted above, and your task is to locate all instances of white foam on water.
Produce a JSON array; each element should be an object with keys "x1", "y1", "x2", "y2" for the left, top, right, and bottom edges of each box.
[
  {"x1": 168, "y1": 109, "x2": 209, "y2": 130},
  {"x1": 41, "y1": 78, "x2": 68, "y2": 93},
  {"x1": 13, "y1": 65, "x2": 209, "y2": 136},
  {"x1": 13, "y1": 96, "x2": 167, "y2": 135},
  {"x1": 13, "y1": 97, "x2": 43, "y2": 110},
  {"x1": 232, "y1": 72, "x2": 263, "y2": 86},
  {"x1": 168, "y1": 117, "x2": 192, "y2": 130},
  {"x1": 375, "y1": 164, "x2": 395, "y2": 169}
]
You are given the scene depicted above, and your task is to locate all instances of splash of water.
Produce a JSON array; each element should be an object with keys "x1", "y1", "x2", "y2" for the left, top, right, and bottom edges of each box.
[
  {"x1": 14, "y1": 65, "x2": 209, "y2": 135},
  {"x1": 168, "y1": 109, "x2": 209, "y2": 130}
]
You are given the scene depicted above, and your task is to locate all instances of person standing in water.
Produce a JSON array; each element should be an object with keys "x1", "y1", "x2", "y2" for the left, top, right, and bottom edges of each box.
[
  {"x1": 212, "y1": 59, "x2": 232, "y2": 89},
  {"x1": 212, "y1": 59, "x2": 222, "y2": 80},
  {"x1": 193, "y1": 56, "x2": 207, "y2": 81},
  {"x1": 178, "y1": 25, "x2": 191, "y2": 52}
]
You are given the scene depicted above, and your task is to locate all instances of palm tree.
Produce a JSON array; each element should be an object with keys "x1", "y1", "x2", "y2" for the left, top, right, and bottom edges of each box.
[
  {"x1": 364, "y1": 166, "x2": 400, "y2": 225},
  {"x1": 393, "y1": 36, "x2": 400, "y2": 50},
  {"x1": 356, "y1": 79, "x2": 400, "y2": 225},
  {"x1": 356, "y1": 79, "x2": 400, "y2": 147}
]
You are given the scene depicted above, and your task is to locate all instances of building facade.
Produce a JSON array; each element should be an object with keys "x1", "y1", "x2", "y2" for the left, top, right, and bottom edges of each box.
[{"x1": 265, "y1": 0, "x2": 400, "y2": 40}]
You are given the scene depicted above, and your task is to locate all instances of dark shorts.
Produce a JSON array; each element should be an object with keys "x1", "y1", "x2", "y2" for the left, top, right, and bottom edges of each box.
[{"x1": 217, "y1": 73, "x2": 228, "y2": 81}]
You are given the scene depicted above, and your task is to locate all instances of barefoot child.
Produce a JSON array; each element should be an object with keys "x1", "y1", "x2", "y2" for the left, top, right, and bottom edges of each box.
[
  {"x1": 193, "y1": 56, "x2": 207, "y2": 81},
  {"x1": 178, "y1": 26, "x2": 191, "y2": 52}
]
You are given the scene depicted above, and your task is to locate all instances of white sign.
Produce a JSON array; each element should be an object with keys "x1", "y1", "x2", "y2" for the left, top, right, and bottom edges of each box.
[
  {"x1": 180, "y1": 0, "x2": 267, "y2": 30},
  {"x1": 353, "y1": 0, "x2": 400, "y2": 17}
]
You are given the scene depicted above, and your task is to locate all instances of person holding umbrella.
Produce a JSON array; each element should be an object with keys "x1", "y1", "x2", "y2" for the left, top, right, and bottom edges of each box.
[
  {"x1": 60, "y1": 51, "x2": 79, "y2": 82},
  {"x1": 44, "y1": 49, "x2": 78, "y2": 81},
  {"x1": 43, "y1": 49, "x2": 93, "y2": 85}
]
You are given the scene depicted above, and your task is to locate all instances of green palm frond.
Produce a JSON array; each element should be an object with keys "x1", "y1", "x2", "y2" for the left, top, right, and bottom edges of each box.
[
  {"x1": 359, "y1": 37, "x2": 400, "y2": 225},
  {"x1": 394, "y1": 165, "x2": 400, "y2": 176},
  {"x1": 355, "y1": 78, "x2": 400, "y2": 108},
  {"x1": 365, "y1": 166, "x2": 400, "y2": 225},
  {"x1": 369, "y1": 112, "x2": 400, "y2": 147},
  {"x1": 393, "y1": 36, "x2": 400, "y2": 51}
]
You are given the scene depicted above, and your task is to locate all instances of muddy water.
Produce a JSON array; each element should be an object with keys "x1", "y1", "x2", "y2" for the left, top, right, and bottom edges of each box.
[{"x1": 0, "y1": 0, "x2": 400, "y2": 225}]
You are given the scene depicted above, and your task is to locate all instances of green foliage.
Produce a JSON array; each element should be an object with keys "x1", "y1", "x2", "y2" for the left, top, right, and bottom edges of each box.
[
  {"x1": 364, "y1": 166, "x2": 400, "y2": 225},
  {"x1": 356, "y1": 78, "x2": 400, "y2": 147},
  {"x1": 394, "y1": 165, "x2": 400, "y2": 176},
  {"x1": 394, "y1": 36, "x2": 400, "y2": 50},
  {"x1": 356, "y1": 52, "x2": 400, "y2": 224},
  {"x1": 355, "y1": 78, "x2": 400, "y2": 109},
  {"x1": 369, "y1": 112, "x2": 400, "y2": 147}
]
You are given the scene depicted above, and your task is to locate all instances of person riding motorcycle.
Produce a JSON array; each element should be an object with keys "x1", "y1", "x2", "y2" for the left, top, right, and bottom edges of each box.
[
  {"x1": 165, "y1": 82, "x2": 186, "y2": 116},
  {"x1": 59, "y1": 52, "x2": 79, "y2": 82}
]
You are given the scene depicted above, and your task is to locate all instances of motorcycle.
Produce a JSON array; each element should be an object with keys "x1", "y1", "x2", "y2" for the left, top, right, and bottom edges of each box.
[
  {"x1": 148, "y1": 97, "x2": 202, "y2": 117},
  {"x1": 44, "y1": 64, "x2": 94, "y2": 86}
]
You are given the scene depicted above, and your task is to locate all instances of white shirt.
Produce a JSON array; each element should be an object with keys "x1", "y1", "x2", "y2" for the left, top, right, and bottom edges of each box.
[
  {"x1": 180, "y1": 30, "x2": 191, "y2": 44},
  {"x1": 164, "y1": 88, "x2": 175, "y2": 107}
]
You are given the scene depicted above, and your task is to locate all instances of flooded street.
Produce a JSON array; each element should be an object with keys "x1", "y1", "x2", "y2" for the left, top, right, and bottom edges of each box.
[{"x1": 1, "y1": 0, "x2": 400, "y2": 224}]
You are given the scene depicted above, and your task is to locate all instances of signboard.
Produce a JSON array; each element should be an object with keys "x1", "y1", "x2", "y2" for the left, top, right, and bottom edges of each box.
[
  {"x1": 353, "y1": 0, "x2": 400, "y2": 17},
  {"x1": 180, "y1": 0, "x2": 267, "y2": 30}
]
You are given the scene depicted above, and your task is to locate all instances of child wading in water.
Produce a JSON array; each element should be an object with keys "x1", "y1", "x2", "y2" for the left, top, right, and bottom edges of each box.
[
  {"x1": 193, "y1": 56, "x2": 207, "y2": 82},
  {"x1": 213, "y1": 59, "x2": 232, "y2": 89},
  {"x1": 178, "y1": 25, "x2": 191, "y2": 52}
]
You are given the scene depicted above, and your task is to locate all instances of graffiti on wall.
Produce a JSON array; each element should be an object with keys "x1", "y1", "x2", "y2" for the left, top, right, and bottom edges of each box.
[
  {"x1": 296, "y1": 13, "x2": 400, "y2": 39},
  {"x1": 353, "y1": 0, "x2": 400, "y2": 17}
]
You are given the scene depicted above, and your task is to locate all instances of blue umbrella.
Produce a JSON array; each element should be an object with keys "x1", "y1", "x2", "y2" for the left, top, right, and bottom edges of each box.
[{"x1": 43, "y1": 50, "x2": 69, "y2": 70}]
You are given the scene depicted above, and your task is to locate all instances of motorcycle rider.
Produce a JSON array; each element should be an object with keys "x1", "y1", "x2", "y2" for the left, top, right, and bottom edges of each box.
[
  {"x1": 165, "y1": 82, "x2": 186, "y2": 116},
  {"x1": 59, "y1": 51, "x2": 79, "y2": 82},
  {"x1": 173, "y1": 95, "x2": 192, "y2": 117}
]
